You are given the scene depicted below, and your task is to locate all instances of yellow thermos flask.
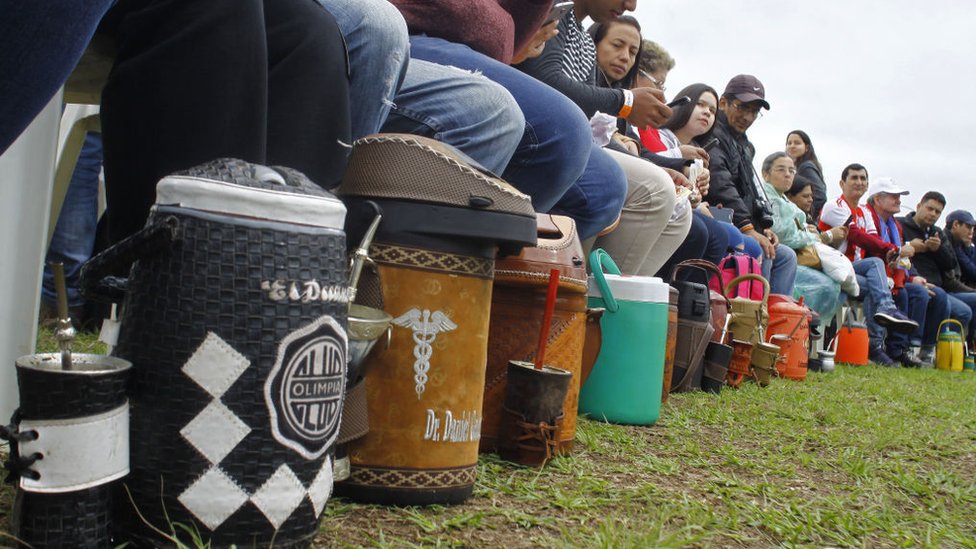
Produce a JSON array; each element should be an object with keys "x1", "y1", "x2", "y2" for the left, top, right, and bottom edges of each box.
[{"x1": 935, "y1": 319, "x2": 964, "y2": 372}]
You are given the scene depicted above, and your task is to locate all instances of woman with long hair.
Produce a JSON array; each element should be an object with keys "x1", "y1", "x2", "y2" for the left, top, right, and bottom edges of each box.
[
  {"x1": 519, "y1": 6, "x2": 692, "y2": 277},
  {"x1": 655, "y1": 83, "x2": 757, "y2": 262},
  {"x1": 586, "y1": 16, "x2": 723, "y2": 277},
  {"x1": 785, "y1": 130, "x2": 827, "y2": 220}
]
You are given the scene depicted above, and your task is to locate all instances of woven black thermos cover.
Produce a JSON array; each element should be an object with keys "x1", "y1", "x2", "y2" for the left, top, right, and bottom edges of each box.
[{"x1": 108, "y1": 159, "x2": 348, "y2": 547}]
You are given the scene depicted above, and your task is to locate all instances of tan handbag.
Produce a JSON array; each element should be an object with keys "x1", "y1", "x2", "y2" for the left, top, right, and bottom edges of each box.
[{"x1": 795, "y1": 245, "x2": 822, "y2": 269}]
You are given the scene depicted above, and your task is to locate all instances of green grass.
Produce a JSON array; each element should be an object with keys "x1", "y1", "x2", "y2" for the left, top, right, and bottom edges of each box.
[
  {"x1": 4, "y1": 330, "x2": 975, "y2": 548},
  {"x1": 315, "y1": 366, "x2": 976, "y2": 548}
]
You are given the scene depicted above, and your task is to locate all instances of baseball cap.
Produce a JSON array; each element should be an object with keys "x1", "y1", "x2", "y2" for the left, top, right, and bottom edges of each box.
[
  {"x1": 723, "y1": 74, "x2": 770, "y2": 110},
  {"x1": 946, "y1": 209, "x2": 976, "y2": 227},
  {"x1": 869, "y1": 177, "x2": 909, "y2": 197}
]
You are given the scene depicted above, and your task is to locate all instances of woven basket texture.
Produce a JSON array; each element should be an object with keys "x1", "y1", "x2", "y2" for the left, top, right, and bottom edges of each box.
[{"x1": 112, "y1": 206, "x2": 346, "y2": 546}]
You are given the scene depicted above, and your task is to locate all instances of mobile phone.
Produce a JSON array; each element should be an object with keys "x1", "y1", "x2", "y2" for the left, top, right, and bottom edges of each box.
[
  {"x1": 667, "y1": 95, "x2": 691, "y2": 108},
  {"x1": 701, "y1": 137, "x2": 720, "y2": 151},
  {"x1": 545, "y1": 1, "x2": 574, "y2": 25},
  {"x1": 709, "y1": 206, "x2": 733, "y2": 223}
]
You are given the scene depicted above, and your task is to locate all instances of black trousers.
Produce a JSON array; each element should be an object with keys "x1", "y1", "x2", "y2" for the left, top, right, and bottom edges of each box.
[{"x1": 101, "y1": 0, "x2": 350, "y2": 242}]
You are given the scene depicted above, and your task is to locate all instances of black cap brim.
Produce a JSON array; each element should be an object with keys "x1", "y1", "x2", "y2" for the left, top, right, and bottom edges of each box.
[{"x1": 733, "y1": 93, "x2": 771, "y2": 110}]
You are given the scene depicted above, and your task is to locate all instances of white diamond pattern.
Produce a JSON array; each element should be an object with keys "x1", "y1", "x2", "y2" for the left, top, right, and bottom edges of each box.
[
  {"x1": 307, "y1": 456, "x2": 334, "y2": 516},
  {"x1": 178, "y1": 333, "x2": 335, "y2": 533},
  {"x1": 178, "y1": 468, "x2": 249, "y2": 531},
  {"x1": 250, "y1": 465, "x2": 307, "y2": 530},
  {"x1": 180, "y1": 400, "x2": 251, "y2": 464},
  {"x1": 182, "y1": 332, "x2": 250, "y2": 398}
]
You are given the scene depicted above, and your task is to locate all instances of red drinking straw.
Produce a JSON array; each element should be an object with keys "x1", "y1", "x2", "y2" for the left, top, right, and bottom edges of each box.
[{"x1": 535, "y1": 268, "x2": 560, "y2": 370}]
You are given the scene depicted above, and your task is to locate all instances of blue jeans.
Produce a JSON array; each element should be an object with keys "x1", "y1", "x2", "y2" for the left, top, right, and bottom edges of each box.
[
  {"x1": 549, "y1": 144, "x2": 626, "y2": 239},
  {"x1": 853, "y1": 257, "x2": 896, "y2": 348},
  {"x1": 383, "y1": 54, "x2": 523, "y2": 177},
  {"x1": 718, "y1": 220, "x2": 746, "y2": 253},
  {"x1": 321, "y1": 0, "x2": 408, "y2": 139},
  {"x1": 948, "y1": 292, "x2": 976, "y2": 336},
  {"x1": 657, "y1": 210, "x2": 729, "y2": 279},
  {"x1": 42, "y1": 132, "x2": 102, "y2": 308},
  {"x1": 400, "y1": 36, "x2": 623, "y2": 235},
  {"x1": 923, "y1": 286, "x2": 950, "y2": 346},
  {"x1": 887, "y1": 283, "x2": 930, "y2": 356},
  {"x1": 0, "y1": 0, "x2": 114, "y2": 154},
  {"x1": 760, "y1": 243, "x2": 797, "y2": 296}
]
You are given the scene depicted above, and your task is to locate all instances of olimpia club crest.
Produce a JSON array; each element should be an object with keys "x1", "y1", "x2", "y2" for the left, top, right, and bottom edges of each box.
[{"x1": 265, "y1": 316, "x2": 348, "y2": 460}]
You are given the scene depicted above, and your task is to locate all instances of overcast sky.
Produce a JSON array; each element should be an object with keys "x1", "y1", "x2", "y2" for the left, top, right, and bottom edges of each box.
[{"x1": 631, "y1": 0, "x2": 975, "y2": 219}]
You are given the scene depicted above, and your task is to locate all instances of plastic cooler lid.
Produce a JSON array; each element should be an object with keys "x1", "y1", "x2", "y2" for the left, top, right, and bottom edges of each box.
[{"x1": 587, "y1": 274, "x2": 670, "y2": 303}]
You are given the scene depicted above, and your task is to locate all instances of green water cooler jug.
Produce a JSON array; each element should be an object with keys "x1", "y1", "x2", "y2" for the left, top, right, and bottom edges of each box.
[{"x1": 579, "y1": 249, "x2": 669, "y2": 425}]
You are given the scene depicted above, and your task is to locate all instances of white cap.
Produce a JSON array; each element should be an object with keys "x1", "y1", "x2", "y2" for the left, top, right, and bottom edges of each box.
[
  {"x1": 587, "y1": 274, "x2": 670, "y2": 304},
  {"x1": 869, "y1": 177, "x2": 909, "y2": 198}
]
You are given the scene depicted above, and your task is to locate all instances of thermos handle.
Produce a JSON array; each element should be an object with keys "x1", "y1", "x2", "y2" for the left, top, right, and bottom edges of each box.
[
  {"x1": 589, "y1": 248, "x2": 621, "y2": 313},
  {"x1": 937, "y1": 318, "x2": 963, "y2": 335},
  {"x1": 80, "y1": 215, "x2": 182, "y2": 303},
  {"x1": 722, "y1": 274, "x2": 770, "y2": 306}
]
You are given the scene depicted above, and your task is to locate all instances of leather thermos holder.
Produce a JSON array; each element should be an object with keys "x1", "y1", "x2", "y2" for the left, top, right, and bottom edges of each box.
[
  {"x1": 335, "y1": 134, "x2": 537, "y2": 506},
  {"x1": 662, "y1": 286, "x2": 678, "y2": 403},
  {"x1": 669, "y1": 261, "x2": 719, "y2": 393},
  {"x1": 484, "y1": 214, "x2": 588, "y2": 454}
]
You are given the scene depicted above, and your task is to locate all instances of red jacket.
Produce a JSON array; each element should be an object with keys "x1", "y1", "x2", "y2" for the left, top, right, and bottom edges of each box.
[
  {"x1": 390, "y1": 0, "x2": 550, "y2": 64},
  {"x1": 865, "y1": 202, "x2": 908, "y2": 291},
  {"x1": 818, "y1": 195, "x2": 896, "y2": 262}
]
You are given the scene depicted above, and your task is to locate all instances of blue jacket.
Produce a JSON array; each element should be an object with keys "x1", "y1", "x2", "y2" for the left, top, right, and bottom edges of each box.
[{"x1": 947, "y1": 231, "x2": 976, "y2": 287}]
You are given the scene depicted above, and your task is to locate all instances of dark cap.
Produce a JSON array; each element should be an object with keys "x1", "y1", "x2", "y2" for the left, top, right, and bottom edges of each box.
[
  {"x1": 723, "y1": 74, "x2": 770, "y2": 110},
  {"x1": 946, "y1": 209, "x2": 976, "y2": 227}
]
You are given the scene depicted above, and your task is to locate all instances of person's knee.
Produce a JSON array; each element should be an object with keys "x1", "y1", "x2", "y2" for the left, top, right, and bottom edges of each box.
[
  {"x1": 327, "y1": 0, "x2": 408, "y2": 55},
  {"x1": 776, "y1": 244, "x2": 797, "y2": 266}
]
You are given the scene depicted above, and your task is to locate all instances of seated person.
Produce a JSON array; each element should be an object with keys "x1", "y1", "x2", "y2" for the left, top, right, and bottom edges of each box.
[
  {"x1": 589, "y1": 17, "x2": 724, "y2": 278},
  {"x1": 785, "y1": 175, "x2": 824, "y2": 229},
  {"x1": 819, "y1": 164, "x2": 919, "y2": 366},
  {"x1": 389, "y1": 0, "x2": 626, "y2": 241},
  {"x1": 945, "y1": 209, "x2": 976, "y2": 288},
  {"x1": 0, "y1": 1, "x2": 115, "y2": 154},
  {"x1": 898, "y1": 192, "x2": 976, "y2": 350},
  {"x1": 517, "y1": 1, "x2": 692, "y2": 276},
  {"x1": 632, "y1": 39, "x2": 675, "y2": 153},
  {"x1": 658, "y1": 83, "x2": 761, "y2": 259},
  {"x1": 761, "y1": 152, "x2": 858, "y2": 297},
  {"x1": 864, "y1": 178, "x2": 948, "y2": 368},
  {"x1": 784, "y1": 130, "x2": 828, "y2": 220},
  {"x1": 705, "y1": 74, "x2": 797, "y2": 295},
  {"x1": 100, "y1": 0, "x2": 352, "y2": 242}
]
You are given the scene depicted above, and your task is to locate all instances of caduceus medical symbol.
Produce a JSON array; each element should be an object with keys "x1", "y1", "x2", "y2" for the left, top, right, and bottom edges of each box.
[{"x1": 392, "y1": 308, "x2": 458, "y2": 399}]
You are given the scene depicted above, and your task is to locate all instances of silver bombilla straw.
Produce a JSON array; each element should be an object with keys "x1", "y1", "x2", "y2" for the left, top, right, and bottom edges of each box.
[
  {"x1": 52, "y1": 262, "x2": 75, "y2": 370},
  {"x1": 348, "y1": 214, "x2": 382, "y2": 304}
]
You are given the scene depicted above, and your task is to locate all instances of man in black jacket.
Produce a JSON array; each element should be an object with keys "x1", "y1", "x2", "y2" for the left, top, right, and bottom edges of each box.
[
  {"x1": 945, "y1": 209, "x2": 976, "y2": 287},
  {"x1": 708, "y1": 74, "x2": 796, "y2": 295},
  {"x1": 898, "y1": 192, "x2": 976, "y2": 343}
]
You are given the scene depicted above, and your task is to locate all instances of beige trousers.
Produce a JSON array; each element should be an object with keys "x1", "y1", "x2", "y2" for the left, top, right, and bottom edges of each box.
[{"x1": 595, "y1": 149, "x2": 692, "y2": 276}]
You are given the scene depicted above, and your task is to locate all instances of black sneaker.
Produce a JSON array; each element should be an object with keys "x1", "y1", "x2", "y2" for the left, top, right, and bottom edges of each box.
[
  {"x1": 869, "y1": 347, "x2": 899, "y2": 367},
  {"x1": 874, "y1": 309, "x2": 919, "y2": 334},
  {"x1": 890, "y1": 350, "x2": 922, "y2": 368}
]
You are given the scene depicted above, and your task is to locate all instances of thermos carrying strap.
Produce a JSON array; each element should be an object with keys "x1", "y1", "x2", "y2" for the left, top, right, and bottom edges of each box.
[
  {"x1": 723, "y1": 274, "x2": 770, "y2": 307},
  {"x1": 80, "y1": 215, "x2": 181, "y2": 302},
  {"x1": 937, "y1": 318, "x2": 964, "y2": 335},
  {"x1": 589, "y1": 249, "x2": 622, "y2": 313}
]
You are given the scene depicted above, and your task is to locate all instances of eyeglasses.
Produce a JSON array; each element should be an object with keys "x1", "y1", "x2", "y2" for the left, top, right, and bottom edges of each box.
[
  {"x1": 639, "y1": 69, "x2": 666, "y2": 92},
  {"x1": 731, "y1": 101, "x2": 764, "y2": 119}
]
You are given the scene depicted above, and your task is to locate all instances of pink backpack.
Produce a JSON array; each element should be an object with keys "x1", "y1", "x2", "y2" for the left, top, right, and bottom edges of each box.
[{"x1": 710, "y1": 252, "x2": 766, "y2": 300}]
